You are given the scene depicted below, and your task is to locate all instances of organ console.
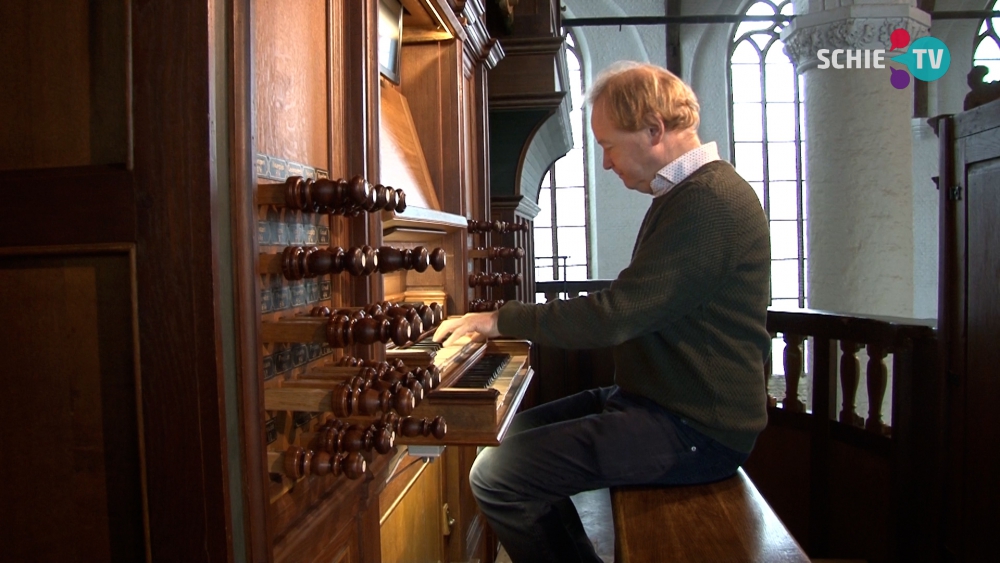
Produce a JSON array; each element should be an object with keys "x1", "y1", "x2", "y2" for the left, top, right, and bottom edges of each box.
[{"x1": 244, "y1": 2, "x2": 535, "y2": 561}]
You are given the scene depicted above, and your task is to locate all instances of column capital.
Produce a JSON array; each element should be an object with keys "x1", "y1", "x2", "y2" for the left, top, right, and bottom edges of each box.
[{"x1": 780, "y1": 4, "x2": 931, "y2": 72}]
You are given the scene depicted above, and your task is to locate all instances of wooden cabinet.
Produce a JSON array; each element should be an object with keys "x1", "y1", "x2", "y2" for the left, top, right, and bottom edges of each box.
[
  {"x1": 935, "y1": 99, "x2": 1000, "y2": 563},
  {"x1": 239, "y1": 1, "x2": 511, "y2": 561},
  {"x1": 1, "y1": 1, "x2": 516, "y2": 561}
]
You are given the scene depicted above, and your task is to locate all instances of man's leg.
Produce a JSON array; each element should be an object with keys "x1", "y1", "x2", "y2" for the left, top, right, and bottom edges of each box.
[{"x1": 470, "y1": 386, "x2": 746, "y2": 563}]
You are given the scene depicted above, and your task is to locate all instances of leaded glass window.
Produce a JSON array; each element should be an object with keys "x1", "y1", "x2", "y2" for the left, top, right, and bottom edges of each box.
[
  {"x1": 974, "y1": 1, "x2": 1000, "y2": 79},
  {"x1": 534, "y1": 33, "x2": 590, "y2": 303},
  {"x1": 729, "y1": 0, "x2": 807, "y2": 310}
]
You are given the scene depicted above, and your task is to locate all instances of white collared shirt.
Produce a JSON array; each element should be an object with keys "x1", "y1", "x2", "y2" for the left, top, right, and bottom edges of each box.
[{"x1": 649, "y1": 141, "x2": 721, "y2": 198}]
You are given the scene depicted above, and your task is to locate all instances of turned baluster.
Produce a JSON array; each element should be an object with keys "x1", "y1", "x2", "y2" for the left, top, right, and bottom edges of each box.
[
  {"x1": 376, "y1": 247, "x2": 447, "y2": 274},
  {"x1": 296, "y1": 374, "x2": 414, "y2": 416},
  {"x1": 359, "y1": 384, "x2": 415, "y2": 416},
  {"x1": 281, "y1": 176, "x2": 372, "y2": 213},
  {"x1": 288, "y1": 374, "x2": 412, "y2": 416},
  {"x1": 338, "y1": 356, "x2": 408, "y2": 372},
  {"x1": 380, "y1": 307, "x2": 424, "y2": 340},
  {"x1": 469, "y1": 299, "x2": 505, "y2": 312},
  {"x1": 310, "y1": 451, "x2": 367, "y2": 479},
  {"x1": 468, "y1": 272, "x2": 521, "y2": 288},
  {"x1": 317, "y1": 421, "x2": 395, "y2": 455},
  {"x1": 865, "y1": 343, "x2": 890, "y2": 435},
  {"x1": 369, "y1": 183, "x2": 388, "y2": 212},
  {"x1": 279, "y1": 445, "x2": 313, "y2": 480},
  {"x1": 839, "y1": 340, "x2": 863, "y2": 426},
  {"x1": 764, "y1": 332, "x2": 777, "y2": 407},
  {"x1": 467, "y1": 219, "x2": 528, "y2": 233},
  {"x1": 398, "y1": 302, "x2": 442, "y2": 328},
  {"x1": 326, "y1": 314, "x2": 410, "y2": 347},
  {"x1": 469, "y1": 247, "x2": 525, "y2": 260},
  {"x1": 272, "y1": 246, "x2": 367, "y2": 280},
  {"x1": 270, "y1": 445, "x2": 367, "y2": 480},
  {"x1": 359, "y1": 245, "x2": 379, "y2": 275},
  {"x1": 379, "y1": 412, "x2": 447, "y2": 440},
  {"x1": 782, "y1": 333, "x2": 805, "y2": 412},
  {"x1": 263, "y1": 175, "x2": 406, "y2": 214},
  {"x1": 412, "y1": 365, "x2": 441, "y2": 390}
]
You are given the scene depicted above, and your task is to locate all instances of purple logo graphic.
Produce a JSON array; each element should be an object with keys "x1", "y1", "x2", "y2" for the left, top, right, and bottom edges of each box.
[{"x1": 889, "y1": 67, "x2": 911, "y2": 89}]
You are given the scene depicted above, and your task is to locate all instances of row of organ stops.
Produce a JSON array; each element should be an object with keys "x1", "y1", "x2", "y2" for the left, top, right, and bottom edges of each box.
[
  {"x1": 466, "y1": 219, "x2": 526, "y2": 312},
  {"x1": 275, "y1": 412, "x2": 447, "y2": 481},
  {"x1": 259, "y1": 173, "x2": 450, "y2": 484},
  {"x1": 466, "y1": 219, "x2": 529, "y2": 234},
  {"x1": 312, "y1": 301, "x2": 442, "y2": 347},
  {"x1": 278, "y1": 245, "x2": 447, "y2": 280},
  {"x1": 261, "y1": 301, "x2": 449, "y2": 481},
  {"x1": 282, "y1": 175, "x2": 407, "y2": 215},
  {"x1": 267, "y1": 358, "x2": 447, "y2": 481}
]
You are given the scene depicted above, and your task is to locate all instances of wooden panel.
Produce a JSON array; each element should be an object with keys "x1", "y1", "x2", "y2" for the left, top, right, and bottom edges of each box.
[
  {"x1": 379, "y1": 455, "x2": 444, "y2": 563},
  {"x1": 961, "y1": 157, "x2": 1000, "y2": 563},
  {"x1": 379, "y1": 83, "x2": 441, "y2": 210},
  {"x1": 445, "y1": 445, "x2": 492, "y2": 563},
  {"x1": 254, "y1": 0, "x2": 330, "y2": 168},
  {"x1": 0, "y1": 166, "x2": 136, "y2": 247},
  {"x1": 399, "y1": 42, "x2": 460, "y2": 213},
  {"x1": 0, "y1": 250, "x2": 144, "y2": 562},
  {"x1": 736, "y1": 414, "x2": 812, "y2": 552},
  {"x1": 379, "y1": 459, "x2": 444, "y2": 563},
  {"x1": 0, "y1": 0, "x2": 127, "y2": 170},
  {"x1": 826, "y1": 440, "x2": 890, "y2": 562},
  {"x1": 130, "y1": 0, "x2": 233, "y2": 558}
]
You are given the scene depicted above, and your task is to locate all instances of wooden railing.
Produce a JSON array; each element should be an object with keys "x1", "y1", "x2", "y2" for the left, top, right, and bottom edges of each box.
[
  {"x1": 534, "y1": 280, "x2": 944, "y2": 563},
  {"x1": 536, "y1": 279, "x2": 613, "y2": 303}
]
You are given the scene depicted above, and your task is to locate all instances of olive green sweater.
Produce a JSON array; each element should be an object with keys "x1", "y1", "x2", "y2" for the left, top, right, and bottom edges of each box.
[{"x1": 497, "y1": 161, "x2": 771, "y2": 453}]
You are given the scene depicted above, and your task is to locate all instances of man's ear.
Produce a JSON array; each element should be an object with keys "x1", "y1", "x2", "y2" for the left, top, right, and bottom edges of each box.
[{"x1": 645, "y1": 115, "x2": 666, "y2": 145}]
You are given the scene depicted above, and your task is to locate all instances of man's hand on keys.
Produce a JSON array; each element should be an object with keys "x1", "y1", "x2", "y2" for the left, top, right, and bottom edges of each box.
[{"x1": 432, "y1": 311, "x2": 501, "y2": 347}]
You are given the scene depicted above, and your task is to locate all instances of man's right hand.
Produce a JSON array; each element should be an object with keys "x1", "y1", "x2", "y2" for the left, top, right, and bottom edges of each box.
[{"x1": 432, "y1": 311, "x2": 501, "y2": 347}]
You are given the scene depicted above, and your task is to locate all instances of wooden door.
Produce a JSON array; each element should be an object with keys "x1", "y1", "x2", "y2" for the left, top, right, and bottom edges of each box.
[
  {"x1": 937, "y1": 99, "x2": 1000, "y2": 563},
  {"x1": 0, "y1": 1, "x2": 235, "y2": 561},
  {"x1": 942, "y1": 100, "x2": 1000, "y2": 563}
]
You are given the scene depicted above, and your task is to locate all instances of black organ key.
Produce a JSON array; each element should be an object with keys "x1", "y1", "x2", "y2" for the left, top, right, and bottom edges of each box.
[{"x1": 453, "y1": 353, "x2": 511, "y2": 389}]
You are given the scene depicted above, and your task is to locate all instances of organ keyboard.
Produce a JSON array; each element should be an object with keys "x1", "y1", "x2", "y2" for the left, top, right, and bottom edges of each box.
[{"x1": 394, "y1": 331, "x2": 533, "y2": 446}]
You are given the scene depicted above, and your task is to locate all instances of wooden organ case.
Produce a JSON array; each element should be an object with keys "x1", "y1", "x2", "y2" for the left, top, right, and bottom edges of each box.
[{"x1": 238, "y1": 1, "x2": 530, "y2": 562}]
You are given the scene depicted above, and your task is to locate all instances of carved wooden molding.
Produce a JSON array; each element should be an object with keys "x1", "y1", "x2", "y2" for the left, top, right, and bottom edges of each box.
[
  {"x1": 489, "y1": 91, "x2": 567, "y2": 110},
  {"x1": 497, "y1": 34, "x2": 565, "y2": 56}
]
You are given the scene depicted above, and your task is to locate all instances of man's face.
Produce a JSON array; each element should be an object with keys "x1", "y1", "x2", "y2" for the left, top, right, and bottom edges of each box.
[{"x1": 591, "y1": 101, "x2": 661, "y2": 194}]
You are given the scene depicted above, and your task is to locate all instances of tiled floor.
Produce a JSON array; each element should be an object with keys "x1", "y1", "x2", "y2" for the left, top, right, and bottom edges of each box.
[{"x1": 495, "y1": 488, "x2": 614, "y2": 563}]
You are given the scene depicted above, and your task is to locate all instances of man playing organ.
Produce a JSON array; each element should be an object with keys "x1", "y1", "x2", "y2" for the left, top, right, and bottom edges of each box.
[{"x1": 434, "y1": 61, "x2": 772, "y2": 563}]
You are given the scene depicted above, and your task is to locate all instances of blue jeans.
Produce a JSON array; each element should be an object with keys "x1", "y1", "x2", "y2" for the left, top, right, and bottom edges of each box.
[{"x1": 469, "y1": 386, "x2": 748, "y2": 563}]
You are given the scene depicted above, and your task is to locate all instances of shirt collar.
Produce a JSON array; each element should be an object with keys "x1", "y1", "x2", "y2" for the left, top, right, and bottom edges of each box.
[{"x1": 649, "y1": 142, "x2": 721, "y2": 198}]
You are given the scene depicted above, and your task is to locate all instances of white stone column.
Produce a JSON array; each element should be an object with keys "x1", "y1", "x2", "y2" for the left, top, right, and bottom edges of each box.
[{"x1": 782, "y1": 2, "x2": 930, "y2": 317}]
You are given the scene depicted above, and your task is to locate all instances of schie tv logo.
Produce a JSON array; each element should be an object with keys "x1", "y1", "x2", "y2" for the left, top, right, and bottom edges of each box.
[{"x1": 815, "y1": 28, "x2": 951, "y2": 90}]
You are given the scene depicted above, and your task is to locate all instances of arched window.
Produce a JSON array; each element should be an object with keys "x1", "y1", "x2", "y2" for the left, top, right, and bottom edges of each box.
[
  {"x1": 729, "y1": 0, "x2": 807, "y2": 309},
  {"x1": 973, "y1": 1, "x2": 1000, "y2": 78},
  {"x1": 533, "y1": 32, "x2": 590, "y2": 303}
]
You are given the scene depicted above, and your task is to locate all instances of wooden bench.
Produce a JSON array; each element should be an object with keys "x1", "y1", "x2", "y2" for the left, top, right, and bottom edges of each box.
[{"x1": 611, "y1": 468, "x2": 810, "y2": 563}]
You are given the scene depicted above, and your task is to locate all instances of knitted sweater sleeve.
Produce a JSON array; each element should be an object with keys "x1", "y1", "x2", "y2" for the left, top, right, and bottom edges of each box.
[{"x1": 497, "y1": 180, "x2": 739, "y2": 349}]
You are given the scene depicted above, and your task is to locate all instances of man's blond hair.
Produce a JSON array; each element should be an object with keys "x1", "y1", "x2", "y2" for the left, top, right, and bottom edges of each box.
[{"x1": 587, "y1": 61, "x2": 700, "y2": 133}]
